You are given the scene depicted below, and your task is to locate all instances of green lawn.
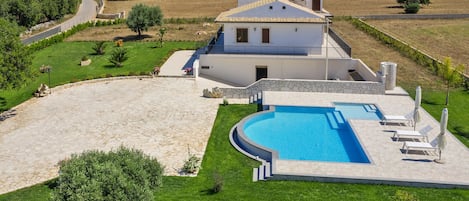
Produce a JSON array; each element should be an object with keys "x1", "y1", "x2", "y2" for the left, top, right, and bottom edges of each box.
[
  {"x1": 0, "y1": 41, "x2": 197, "y2": 111},
  {"x1": 404, "y1": 86, "x2": 469, "y2": 147},
  {"x1": 2, "y1": 105, "x2": 468, "y2": 200}
]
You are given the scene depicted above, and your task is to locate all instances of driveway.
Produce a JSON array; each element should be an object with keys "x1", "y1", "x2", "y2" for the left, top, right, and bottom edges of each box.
[{"x1": 0, "y1": 77, "x2": 223, "y2": 194}]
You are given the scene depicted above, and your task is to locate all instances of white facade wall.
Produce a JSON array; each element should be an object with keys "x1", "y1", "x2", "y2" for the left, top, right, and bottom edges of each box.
[
  {"x1": 199, "y1": 54, "x2": 353, "y2": 86},
  {"x1": 223, "y1": 23, "x2": 324, "y2": 55}
]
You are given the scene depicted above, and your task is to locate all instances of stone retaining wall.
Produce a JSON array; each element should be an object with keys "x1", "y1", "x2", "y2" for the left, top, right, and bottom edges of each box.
[{"x1": 219, "y1": 79, "x2": 385, "y2": 98}]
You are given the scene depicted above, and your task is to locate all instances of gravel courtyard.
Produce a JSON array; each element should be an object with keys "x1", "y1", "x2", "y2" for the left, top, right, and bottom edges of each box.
[{"x1": 0, "y1": 77, "x2": 225, "y2": 194}]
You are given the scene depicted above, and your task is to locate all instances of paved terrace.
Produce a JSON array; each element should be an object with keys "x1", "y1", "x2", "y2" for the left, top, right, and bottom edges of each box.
[{"x1": 263, "y1": 91, "x2": 469, "y2": 188}]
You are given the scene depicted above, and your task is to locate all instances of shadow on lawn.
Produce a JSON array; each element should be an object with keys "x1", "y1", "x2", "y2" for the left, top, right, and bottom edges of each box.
[{"x1": 113, "y1": 35, "x2": 152, "y2": 42}]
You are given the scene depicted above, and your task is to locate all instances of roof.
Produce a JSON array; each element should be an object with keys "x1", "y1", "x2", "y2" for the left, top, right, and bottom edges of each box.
[{"x1": 215, "y1": 0, "x2": 326, "y2": 23}]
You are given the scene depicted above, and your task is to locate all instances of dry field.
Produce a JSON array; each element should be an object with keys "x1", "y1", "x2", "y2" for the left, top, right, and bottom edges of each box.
[
  {"x1": 331, "y1": 20, "x2": 444, "y2": 89},
  {"x1": 103, "y1": 0, "x2": 237, "y2": 18},
  {"x1": 66, "y1": 22, "x2": 220, "y2": 42},
  {"x1": 103, "y1": 0, "x2": 469, "y2": 17},
  {"x1": 324, "y1": 0, "x2": 469, "y2": 16},
  {"x1": 365, "y1": 19, "x2": 469, "y2": 74}
]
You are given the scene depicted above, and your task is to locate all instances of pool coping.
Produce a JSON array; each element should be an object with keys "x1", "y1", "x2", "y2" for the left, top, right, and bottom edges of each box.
[{"x1": 230, "y1": 91, "x2": 469, "y2": 189}]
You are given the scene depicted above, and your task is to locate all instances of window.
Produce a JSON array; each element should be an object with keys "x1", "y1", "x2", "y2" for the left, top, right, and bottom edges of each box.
[
  {"x1": 236, "y1": 28, "x2": 248, "y2": 43},
  {"x1": 262, "y1": 28, "x2": 270, "y2": 43}
]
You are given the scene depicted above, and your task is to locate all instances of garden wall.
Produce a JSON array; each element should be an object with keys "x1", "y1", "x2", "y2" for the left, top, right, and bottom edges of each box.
[{"x1": 218, "y1": 78, "x2": 385, "y2": 98}]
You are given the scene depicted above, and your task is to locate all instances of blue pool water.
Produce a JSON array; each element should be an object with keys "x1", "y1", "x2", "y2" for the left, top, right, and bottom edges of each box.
[{"x1": 243, "y1": 104, "x2": 381, "y2": 163}]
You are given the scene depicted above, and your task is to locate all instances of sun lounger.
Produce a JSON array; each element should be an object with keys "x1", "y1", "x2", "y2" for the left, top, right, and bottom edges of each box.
[
  {"x1": 382, "y1": 112, "x2": 413, "y2": 126},
  {"x1": 402, "y1": 139, "x2": 439, "y2": 156},
  {"x1": 392, "y1": 125, "x2": 432, "y2": 142}
]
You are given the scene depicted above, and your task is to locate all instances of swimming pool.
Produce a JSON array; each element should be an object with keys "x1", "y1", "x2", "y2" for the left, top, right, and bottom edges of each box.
[{"x1": 242, "y1": 103, "x2": 381, "y2": 163}]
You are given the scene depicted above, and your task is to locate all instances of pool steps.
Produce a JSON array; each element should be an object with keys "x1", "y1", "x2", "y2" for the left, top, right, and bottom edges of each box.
[
  {"x1": 364, "y1": 104, "x2": 377, "y2": 112},
  {"x1": 326, "y1": 111, "x2": 346, "y2": 129},
  {"x1": 253, "y1": 162, "x2": 272, "y2": 181}
]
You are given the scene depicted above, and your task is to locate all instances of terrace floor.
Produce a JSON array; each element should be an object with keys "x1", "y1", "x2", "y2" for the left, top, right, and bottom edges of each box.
[{"x1": 262, "y1": 91, "x2": 469, "y2": 188}]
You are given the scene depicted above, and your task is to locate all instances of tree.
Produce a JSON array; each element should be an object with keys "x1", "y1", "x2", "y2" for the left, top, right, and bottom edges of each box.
[
  {"x1": 109, "y1": 47, "x2": 128, "y2": 67},
  {"x1": 126, "y1": 4, "x2": 163, "y2": 38},
  {"x1": 438, "y1": 57, "x2": 464, "y2": 106},
  {"x1": 51, "y1": 146, "x2": 164, "y2": 201},
  {"x1": 0, "y1": 18, "x2": 35, "y2": 89},
  {"x1": 157, "y1": 27, "x2": 166, "y2": 47}
]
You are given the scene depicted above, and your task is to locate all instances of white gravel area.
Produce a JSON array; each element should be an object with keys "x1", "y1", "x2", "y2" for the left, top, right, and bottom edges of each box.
[{"x1": 0, "y1": 77, "x2": 225, "y2": 194}]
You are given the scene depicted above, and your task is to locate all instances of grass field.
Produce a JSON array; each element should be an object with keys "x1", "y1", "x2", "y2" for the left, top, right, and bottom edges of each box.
[
  {"x1": 103, "y1": 0, "x2": 469, "y2": 17},
  {"x1": 66, "y1": 22, "x2": 220, "y2": 42},
  {"x1": 103, "y1": 0, "x2": 237, "y2": 18},
  {"x1": 365, "y1": 19, "x2": 469, "y2": 73},
  {"x1": 324, "y1": 0, "x2": 469, "y2": 16},
  {"x1": 2, "y1": 105, "x2": 469, "y2": 201},
  {"x1": 0, "y1": 41, "x2": 198, "y2": 111}
]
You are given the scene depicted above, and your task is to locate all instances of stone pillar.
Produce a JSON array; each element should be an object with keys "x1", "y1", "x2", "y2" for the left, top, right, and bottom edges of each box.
[{"x1": 380, "y1": 62, "x2": 397, "y2": 90}]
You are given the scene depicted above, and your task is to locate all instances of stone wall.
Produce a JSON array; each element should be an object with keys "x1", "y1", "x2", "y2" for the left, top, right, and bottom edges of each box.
[{"x1": 219, "y1": 79, "x2": 385, "y2": 98}]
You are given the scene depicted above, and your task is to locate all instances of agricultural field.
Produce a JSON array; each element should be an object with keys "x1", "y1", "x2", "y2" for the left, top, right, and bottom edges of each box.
[
  {"x1": 324, "y1": 0, "x2": 469, "y2": 16},
  {"x1": 103, "y1": 0, "x2": 237, "y2": 18},
  {"x1": 365, "y1": 19, "x2": 469, "y2": 73},
  {"x1": 67, "y1": 22, "x2": 220, "y2": 42},
  {"x1": 102, "y1": 0, "x2": 469, "y2": 17}
]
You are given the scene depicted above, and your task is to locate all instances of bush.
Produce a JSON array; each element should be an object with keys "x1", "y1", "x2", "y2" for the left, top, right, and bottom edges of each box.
[
  {"x1": 182, "y1": 154, "x2": 201, "y2": 174},
  {"x1": 109, "y1": 47, "x2": 128, "y2": 67},
  {"x1": 52, "y1": 146, "x2": 163, "y2": 201},
  {"x1": 404, "y1": 2, "x2": 420, "y2": 13},
  {"x1": 92, "y1": 41, "x2": 107, "y2": 55},
  {"x1": 81, "y1": 55, "x2": 89, "y2": 61}
]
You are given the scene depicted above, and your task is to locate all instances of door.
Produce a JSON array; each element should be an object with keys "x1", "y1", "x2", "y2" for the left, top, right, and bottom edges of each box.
[{"x1": 256, "y1": 66, "x2": 268, "y2": 81}]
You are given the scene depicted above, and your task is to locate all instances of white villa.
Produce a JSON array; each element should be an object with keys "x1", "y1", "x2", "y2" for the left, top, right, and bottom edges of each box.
[{"x1": 198, "y1": 0, "x2": 380, "y2": 88}]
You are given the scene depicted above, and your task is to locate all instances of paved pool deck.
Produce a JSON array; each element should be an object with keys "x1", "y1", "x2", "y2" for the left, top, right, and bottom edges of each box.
[{"x1": 262, "y1": 91, "x2": 469, "y2": 188}]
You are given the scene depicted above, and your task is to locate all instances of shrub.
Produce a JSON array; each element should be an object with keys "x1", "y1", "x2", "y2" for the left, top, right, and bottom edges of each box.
[
  {"x1": 81, "y1": 55, "x2": 89, "y2": 61},
  {"x1": 404, "y1": 2, "x2": 420, "y2": 13},
  {"x1": 92, "y1": 41, "x2": 107, "y2": 55},
  {"x1": 115, "y1": 39, "x2": 124, "y2": 47},
  {"x1": 109, "y1": 47, "x2": 128, "y2": 67},
  {"x1": 182, "y1": 154, "x2": 201, "y2": 174},
  {"x1": 51, "y1": 146, "x2": 164, "y2": 201}
]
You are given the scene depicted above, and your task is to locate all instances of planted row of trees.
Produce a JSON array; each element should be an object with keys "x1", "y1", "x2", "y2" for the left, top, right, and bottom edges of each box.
[{"x1": 0, "y1": 0, "x2": 81, "y2": 28}]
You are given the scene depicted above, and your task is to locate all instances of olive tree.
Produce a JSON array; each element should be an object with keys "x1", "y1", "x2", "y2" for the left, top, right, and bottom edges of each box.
[
  {"x1": 126, "y1": 4, "x2": 163, "y2": 38},
  {"x1": 52, "y1": 146, "x2": 164, "y2": 201},
  {"x1": 0, "y1": 18, "x2": 35, "y2": 89}
]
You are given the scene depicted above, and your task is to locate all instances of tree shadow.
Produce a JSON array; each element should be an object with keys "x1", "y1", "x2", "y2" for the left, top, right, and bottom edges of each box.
[
  {"x1": 386, "y1": 5, "x2": 404, "y2": 9},
  {"x1": 199, "y1": 188, "x2": 217, "y2": 196},
  {"x1": 0, "y1": 109, "x2": 17, "y2": 121},
  {"x1": 45, "y1": 178, "x2": 59, "y2": 189},
  {"x1": 113, "y1": 34, "x2": 153, "y2": 42},
  {"x1": 454, "y1": 126, "x2": 469, "y2": 138}
]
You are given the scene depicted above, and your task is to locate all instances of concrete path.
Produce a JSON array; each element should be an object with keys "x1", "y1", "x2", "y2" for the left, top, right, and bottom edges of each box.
[
  {"x1": 159, "y1": 50, "x2": 198, "y2": 76},
  {"x1": 0, "y1": 77, "x2": 225, "y2": 194}
]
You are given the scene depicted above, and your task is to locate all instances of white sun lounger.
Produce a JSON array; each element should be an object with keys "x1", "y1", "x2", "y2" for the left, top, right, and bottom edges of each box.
[
  {"x1": 402, "y1": 139, "x2": 439, "y2": 156},
  {"x1": 392, "y1": 125, "x2": 432, "y2": 142},
  {"x1": 382, "y1": 112, "x2": 413, "y2": 126}
]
